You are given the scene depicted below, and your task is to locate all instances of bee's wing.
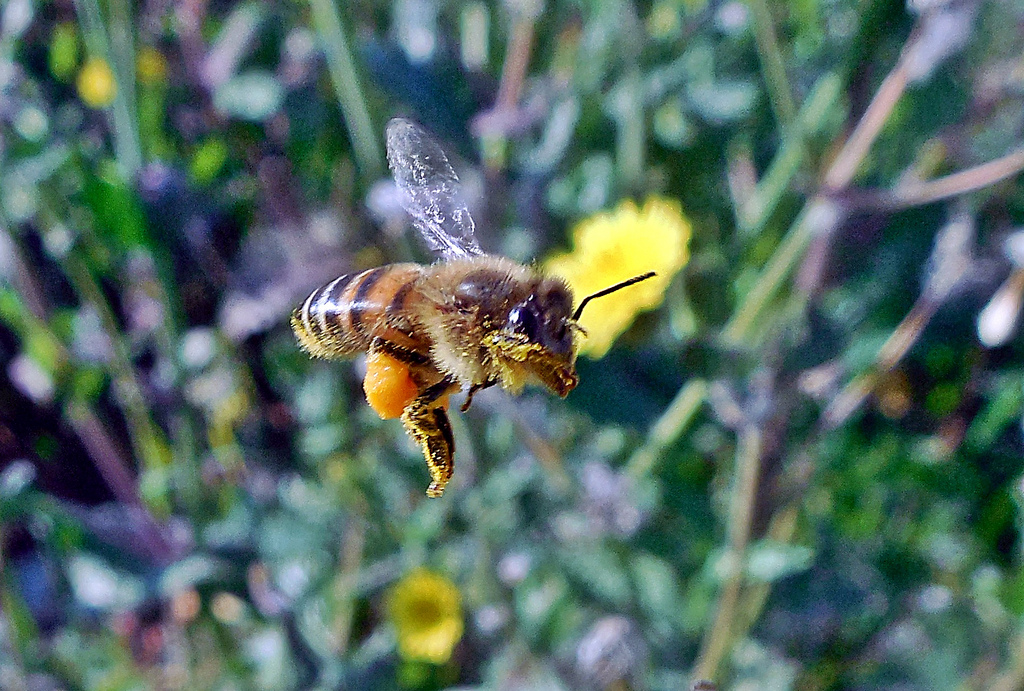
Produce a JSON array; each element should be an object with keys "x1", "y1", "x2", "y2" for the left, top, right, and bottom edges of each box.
[{"x1": 386, "y1": 118, "x2": 483, "y2": 259}]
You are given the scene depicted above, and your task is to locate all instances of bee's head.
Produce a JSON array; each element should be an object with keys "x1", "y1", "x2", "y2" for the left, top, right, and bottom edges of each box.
[
  {"x1": 506, "y1": 278, "x2": 577, "y2": 356},
  {"x1": 487, "y1": 271, "x2": 656, "y2": 398},
  {"x1": 488, "y1": 277, "x2": 580, "y2": 397}
]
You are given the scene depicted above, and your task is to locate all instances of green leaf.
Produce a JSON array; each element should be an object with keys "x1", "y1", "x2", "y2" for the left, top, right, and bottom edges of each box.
[
  {"x1": 630, "y1": 552, "x2": 684, "y2": 621},
  {"x1": 82, "y1": 161, "x2": 150, "y2": 252},
  {"x1": 49, "y1": 22, "x2": 79, "y2": 81},
  {"x1": 965, "y1": 376, "x2": 1023, "y2": 451},
  {"x1": 190, "y1": 138, "x2": 230, "y2": 184}
]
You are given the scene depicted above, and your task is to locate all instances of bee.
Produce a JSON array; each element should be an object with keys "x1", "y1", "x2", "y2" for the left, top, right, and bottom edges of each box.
[{"x1": 292, "y1": 118, "x2": 653, "y2": 497}]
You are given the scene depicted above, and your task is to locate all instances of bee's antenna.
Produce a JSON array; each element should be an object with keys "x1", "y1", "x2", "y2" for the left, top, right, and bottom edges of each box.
[{"x1": 572, "y1": 271, "x2": 657, "y2": 321}]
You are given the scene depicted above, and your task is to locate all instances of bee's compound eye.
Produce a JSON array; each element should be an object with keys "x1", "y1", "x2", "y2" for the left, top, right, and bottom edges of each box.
[{"x1": 507, "y1": 304, "x2": 539, "y2": 339}]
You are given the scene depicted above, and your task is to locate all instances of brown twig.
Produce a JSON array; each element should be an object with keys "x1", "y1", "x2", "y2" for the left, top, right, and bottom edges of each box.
[
  {"x1": 494, "y1": 17, "x2": 535, "y2": 113},
  {"x1": 841, "y1": 147, "x2": 1024, "y2": 211},
  {"x1": 823, "y1": 46, "x2": 914, "y2": 191},
  {"x1": 820, "y1": 299, "x2": 939, "y2": 430}
]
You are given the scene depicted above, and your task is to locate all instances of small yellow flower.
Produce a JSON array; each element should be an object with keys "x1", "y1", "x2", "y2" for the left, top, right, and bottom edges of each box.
[
  {"x1": 544, "y1": 196, "x2": 691, "y2": 358},
  {"x1": 136, "y1": 46, "x2": 168, "y2": 85},
  {"x1": 77, "y1": 57, "x2": 117, "y2": 108},
  {"x1": 387, "y1": 568, "x2": 463, "y2": 664}
]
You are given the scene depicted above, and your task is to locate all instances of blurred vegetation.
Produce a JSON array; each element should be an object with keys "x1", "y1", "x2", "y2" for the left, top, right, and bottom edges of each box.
[{"x1": 1, "y1": 0, "x2": 1024, "y2": 689}]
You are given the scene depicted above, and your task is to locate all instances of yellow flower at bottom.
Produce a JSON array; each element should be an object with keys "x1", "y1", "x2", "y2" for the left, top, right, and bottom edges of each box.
[
  {"x1": 387, "y1": 568, "x2": 463, "y2": 664},
  {"x1": 77, "y1": 57, "x2": 117, "y2": 108},
  {"x1": 544, "y1": 196, "x2": 691, "y2": 358}
]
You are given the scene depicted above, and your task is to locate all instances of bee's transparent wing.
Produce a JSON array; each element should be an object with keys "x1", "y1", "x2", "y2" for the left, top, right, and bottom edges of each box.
[{"x1": 385, "y1": 118, "x2": 483, "y2": 259}]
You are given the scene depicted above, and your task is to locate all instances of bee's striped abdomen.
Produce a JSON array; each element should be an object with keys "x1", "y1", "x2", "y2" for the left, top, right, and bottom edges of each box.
[{"x1": 291, "y1": 264, "x2": 428, "y2": 361}]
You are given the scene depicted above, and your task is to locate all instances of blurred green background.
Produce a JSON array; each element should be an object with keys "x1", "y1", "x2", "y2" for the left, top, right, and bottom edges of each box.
[{"x1": 2, "y1": 0, "x2": 1024, "y2": 689}]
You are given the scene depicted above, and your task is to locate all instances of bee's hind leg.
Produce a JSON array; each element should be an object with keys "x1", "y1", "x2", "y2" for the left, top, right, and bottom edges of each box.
[
  {"x1": 401, "y1": 377, "x2": 458, "y2": 497},
  {"x1": 460, "y1": 378, "x2": 497, "y2": 412}
]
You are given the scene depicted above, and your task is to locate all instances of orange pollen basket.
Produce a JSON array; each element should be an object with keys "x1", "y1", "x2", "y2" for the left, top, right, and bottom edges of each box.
[{"x1": 363, "y1": 351, "x2": 448, "y2": 419}]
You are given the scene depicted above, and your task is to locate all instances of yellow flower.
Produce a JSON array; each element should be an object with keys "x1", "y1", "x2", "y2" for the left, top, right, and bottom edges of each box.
[
  {"x1": 77, "y1": 57, "x2": 117, "y2": 108},
  {"x1": 544, "y1": 196, "x2": 691, "y2": 358},
  {"x1": 387, "y1": 568, "x2": 463, "y2": 664}
]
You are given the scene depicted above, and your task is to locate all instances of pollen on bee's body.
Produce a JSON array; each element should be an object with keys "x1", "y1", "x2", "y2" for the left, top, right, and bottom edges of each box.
[
  {"x1": 364, "y1": 350, "x2": 420, "y2": 419},
  {"x1": 364, "y1": 350, "x2": 449, "y2": 419}
]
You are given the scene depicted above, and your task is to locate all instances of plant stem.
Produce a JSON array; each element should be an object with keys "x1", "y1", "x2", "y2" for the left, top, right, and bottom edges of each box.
[
  {"x1": 723, "y1": 25, "x2": 919, "y2": 345},
  {"x1": 494, "y1": 17, "x2": 534, "y2": 112},
  {"x1": 74, "y1": 0, "x2": 143, "y2": 178},
  {"x1": 63, "y1": 254, "x2": 172, "y2": 493},
  {"x1": 746, "y1": 0, "x2": 796, "y2": 129},
  {"x1": 886, "y1": 147, "x2": 1024, "y2": 208},
  {"x1": 738, "y1": 74, "x2": 842, "y2": 237},
  {"x1": 626, "y1": 378, "x2": 707, "y2": 479},
  {"x1": 823, "y1": 47, "x2": 912, "y2": 190},
  {"x1": 691, "y1": 425, "x2": 763, "y2": 682},
  {"x1": 309, "y1": 0, "x2": 384, "y2": 181},
  {"x1": 723, "y1": 198, "x2": 840, "y2": 345}
]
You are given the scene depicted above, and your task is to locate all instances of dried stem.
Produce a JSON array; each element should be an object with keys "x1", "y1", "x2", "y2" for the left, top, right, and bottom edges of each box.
[
  {"x1": 846, "y1": 147, "x2": 1024, "y2": 211},
  {"x1": 822, "y1": 48, "x2": 913, "y2": 191},
  {"x1": 1, "y1": 228, "x2": 169, "y2": 556},
  {"x1": 65, "y1": 400, "x2": 144, "y2": 508},
  {"x1": 494, "y1": 17, "x2": 535, "y2": 112},
  {"x1": 63, "y1": 253, "x2": 171, "y2": 482},
  {"x1": 705, "y1": 13, "x2": 976, "y2": 680},
  {"x1": 821, "y1": 297, "x2": 939, "y2": 430},
  {"x1": 724, "y1": 13, "x2": 957, "y2": 346}
]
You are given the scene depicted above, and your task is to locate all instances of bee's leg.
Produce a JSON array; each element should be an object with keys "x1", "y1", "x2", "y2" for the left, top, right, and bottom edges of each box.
[
  {"x1": 369, "y1": 336, "x2": 431, "y2": 366},
  {"x1": 460, "y1": 378, "x2": 497, "y2": 413},
  {"x1": 401, "y1": 377, "x2": 458, "y2": 498}
]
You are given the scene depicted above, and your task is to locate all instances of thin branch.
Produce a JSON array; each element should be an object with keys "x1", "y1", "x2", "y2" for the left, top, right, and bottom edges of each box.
[
  {"x1": 823, "y1": 47, "x2": 913, "y2": 190},
  {"x1": 842, "y1": 147, "x2": 1024, "y2": 211},
  {"x1": 724, "y1": 17, "x2": 926, "y2": 345},
  {"x1": 494, "y1": 17, "x2": 535, "y2": 112},
  {"x1": 746, "y1": 0, "x2": 796, "y2": 128},
  {"x1": 821, "y1": 298, "x2": 938, "y2": 430},
  {"x1": 65, "y1": 400, "x2": 146, "y2": 509},
  {"x1": 737, "y1": 74, "x2": 843, "y2": 236},
  {"x1": 723, "y1": 198, "x2": 843, "y2": 345}
]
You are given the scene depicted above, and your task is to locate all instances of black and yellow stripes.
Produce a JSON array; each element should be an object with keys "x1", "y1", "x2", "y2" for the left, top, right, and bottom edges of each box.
[{"x1": 291, "y1": 264, "x2": 430, "y2": 361}]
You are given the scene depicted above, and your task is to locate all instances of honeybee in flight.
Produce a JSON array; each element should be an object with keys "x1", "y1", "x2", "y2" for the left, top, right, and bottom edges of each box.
[{"x1": 292, "y1": 118, "x2": 653, "y2": 497}]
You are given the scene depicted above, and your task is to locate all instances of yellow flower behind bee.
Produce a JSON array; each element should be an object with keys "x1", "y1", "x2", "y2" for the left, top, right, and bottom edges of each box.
[
  {"x1": 77, "y1": 57, "x2": 117, "y2": 108},
  {"x1": 387, "y1": 568, "x2": 463, "y2": 664},
  {"x1": 544, "y1": 196, "x2": 691, "y2": 358}
]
